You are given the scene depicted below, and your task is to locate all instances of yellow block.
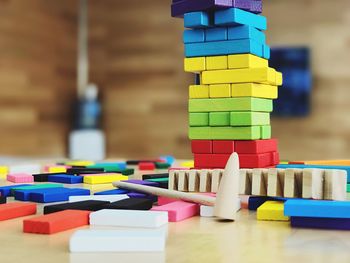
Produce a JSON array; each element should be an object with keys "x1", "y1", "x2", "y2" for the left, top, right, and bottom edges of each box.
[
  {"x1": 0, "y1": 166, "x2": 8, "y2": 178},
  {"x1": 297, "y1": 160, "x2": 350, "y2": 166},
  {"x1": 201, "y1": 68, "x2": 278, "y2": 85},
  {"x1": 206, "y1": 56, "x2": 228, "y2": 70},
  {"x1": 83, "y1": 183, "x2": 116, "y2": 193},
  {"x1": 276, "y1": 72, "x2": 283, "y2": 86},
  {"x1": 48, "y1": 166, "x2": 67, "y2": 173},
  {"x1": 189, "y1": 85, "x2": 209, "y2": 99},
  {"x1": 184, "y1": 57, "x2": 206, "y2": 72},
  {"x1": 83, "y1": 174, "x2": 128, "y2": 185},
  {"x1": 66, "y1": 161, "x2": 95, "y2": 166},
  {"x1": 228, "y1": 54, "x2": 268, "y2": 69},
  {"x1": 231, "y1": 83, "x2": 278, "y2": 99},
  {"x1": 257, "y1": 201, "x2": 290, "y2": 221},
  {"x1": 181, "y1": 160, "x2": 194, "y2": 168},
  {"x1": 209, "y1": 84, "x2": 231, "y2": 98}
]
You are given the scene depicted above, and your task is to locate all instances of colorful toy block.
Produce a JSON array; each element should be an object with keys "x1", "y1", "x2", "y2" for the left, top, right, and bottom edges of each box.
[
  {"x1": 0, "y1": 184, "x2": 32, "y2": 197},
  {"x1": 94, "y1": 189, "x2": 130, "y2": 195},
  {"x1": 212, "y1": 140, "x2": 235, "y2": 153},
  {"x1": 209, "y1": 112, "x2": 230, "y2": 126},
  {"x1": 142, "y1": 173, "x2": 169, "y2": 180},
  {"x1": 9, "y1": 164, "x2": 41, "y2": 174},
  {"x1": 263, "y1": 44, "x2": 270, "y2": 59},
  {"x1": 235, "y1": 139, "x2": 278, "y2": 154},
  {"x1": 290, "y1": 217, "x2": 350, "y2": 230},
  {"x1": 227, "y1": 25, "x2": 265, "y2": 43},
  {"x1": 0, "y1": 196, "x2": 6, "y2": 204},
  {"x1": 191, "y1": 140, "x2": 213, "y2": 153},
  {"x1": 66, "y1": 167, "x2": 104, "y2": 175},
  {"x1": 44, "y1": 200, "x2": 110, "y2": 214},
  {"x1": 251, "y1": 0, "x2": 263, "y2": 14},
  {"x1": 83, "y1": 174, "x2": 128, "y2": 184},
  {"x1": 146, "y1": 178, "x2": 169, "y2": 189},
  {"x1": 7, "y1": 173, "x2": 34, "y2": 183},
  {"x1": 183, "y1": 29, "x2": 205, "y2": 44},
  {"x1": 209, "y1": 84, "x2": 231, "y2": 98},
  {"x1": 189, "y1": 112, "x2": 209, "y2": 126},
  {"x1": 46, "y1": 165, "x2": 67, "y2": 173},
  {"x1": 23, "y1": 210, "x2": 91, "y2": 234},
  {"x1": 0, "y1": 202, "x2": 37, "y2": 221},
  {"x1": 21, "y1": 188, "x2": 90, "y2": 203},
  {"x1": 231, "y1": 83, "x2": 278, "y2": 99},
  {"x1": 189, "y1": 85, "x2": 209, "y2": 98},
  {"x1": 0, "y1": 166, "x2": 8, "y2": 178},
  {"x1": 139, "y1": 162, "x2": 156, "y2": 171},
  {"x1": 69, "y1": 194, "x2": 129, "y2": 203},
  {"x1": 48, "y1": 174, "x2": 83, "y2": 184},
  {"x1": 184, "y1": 57, "x2": 206, "y2": 72},
  {"x1": 11, "y1": 183, "x2": 63, "y2": 195},
  {"x1": 122, "y1": 179, "x2": 160, "y2": 187},
  {"x1": 184, "y1": 11, "x2": 211, "y2": 28},
  {"x1": 102, "y1": 198, "x2": 153, "y2": 211},
  {"x1": 228, "y1": 54, "x2": 268, "y2": 69},
  {"x1": 240, "y1": 152, "x2": 273, "y2": 168},
  {"x1": 206, "y1": 56, "x2": 228, "y2": 70},
  {"x1": 230, "y1": 112, "x2": 270, "y2": 126},
  {"x1": 257, "y1": 201, "x2": 289, "y2": 221},
  {"x1": 151, "y1": 201, "x2": 199, "y2": 222},
  {"x1": 205, "y1": 27, "x2": 228, "y2": 41}
]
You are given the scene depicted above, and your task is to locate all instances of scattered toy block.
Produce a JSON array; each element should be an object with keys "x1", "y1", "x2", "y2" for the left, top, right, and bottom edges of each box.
[
  {"x1": 230, "y1": 112, "x2": 270, "y2": 126},
  {"x1": 347, "y1": 184, "x2": 350, "y2": 193},
  {"x1": 48, "y1": 174, "x2": 83, "y2": 184},
  {"x1": 267, "y1": 169, "x2": 285, "y2": 197},
  {"x1": 184, "y1": 11, "x2": 211, "y2": 28},
  {"x1": 227, "y1": 25, "x2": 265, "y2": 43},
  {"x1": 69, "y1": 229, "x2": 166, "y2": 252},
  {"x1": 123, "y1": 179, "x2": 159, "y2": 187},
  {"x1": 239, "y1": 169, "x2": 252, "y2": 195},
  {"x1": 0, "y1": 196, "x2": 6, "y2": 204},
  {"x1": 215, "y1": 8, "x2": 267, "y2": 30},
  {"x1": 44, "y1": 200, "x2": 110, "y2": 214},
  {"x1": 32, "y1": 173, "x2": 54, "y2": 182},
  {"x1": 155, "y1": 162, "x2": 171, "y2": 169},
  {"x1": 206, "y1": 56, "x2": 228, "y2": 70},
  {"x1": 294, "y1": 160, "x2": 350, "y2": 166},
  {"x1": 142, "y1": 173, "x2": 169, "y2": 180},
  {"x1": 189, "y1": 112, "x2": 209, "y2": 126},
  {"x1": 290, "y1": 217, "x2": 350, "y2": 230},
  {"x1": 200, "y1": 205, "x2": 214, "y2": 217},
  {"x1": 127, "y1": 192, "x2": 157, "y2": 203},
  {"x1": 158, "y1": 196, "x2": 178, "y2": 205},
  {"x1": 0, "y1": 184, "x2": 32, "y2": 197},
  {"x1": 145, "y1": 178, "x2": 169, "y2": 189},
  {"x1": 11, "y1": 183, "x2": 63, "y2": 195},
  {"x1": 0, "y1": 166, "x2": 8, "y2": 178},
  {"x1": 301, "y1": 168, "x2": 324, "y2": 200},
  {"x1": 183, "y1": 29, "x2": 205, "y2": 44},
  {"x1": 231, "y1": 83, "x2": 278, "y2": 99},
  {"x1": 184, "y1": 57, "x2": 206, "y2": 72},
  {"x1": 139, "y1": 162, "x2": 156, "y2": 171},
  {"x1": 189, "y1": 84, "x2": 209, "y2": 98},
  {"x1": 94, "y1": 189, "x2": 129, "y2": 195},
  {"x1": 151, "y1": 201, "x2": 199, "y2": 222},
  {"x1": 235, "y1": 139, "x2": 278, "y2": 154},
  {"x1": 83, "y1": 174, "x2": 128, "y2": 184},
  {"x1": 205, "y1": 27, "x2": 227, "y2": 42},
  {"x1": 26, "y1": 188, "x2": 90, "y2": 203},
  {"x1": 212, "y1": 140, "x2": 235, "y2": 154},
  {"x1": 209, "y1": 112, "x2": 230, "y2": 126},
  {"x1": 252, "y1": 168, "x2": 268, "y2": 196},
  {"x1": 324, "y1": 169, "x2": 347, "y2": 201},
  {"x1": 0, "y1": 202, "x2": 37, "y2": 221},
  {"x1": 191, "y1": 140, "x2": 213, "y2": 153},
  {"x1": 209, "y1": 84, "x2": 231, "y2": 98},
  {"x1": 69, "y1": 194, "x2": 129, "y2": 203},
  {"x1": 90, "y1": 209, "x2": 168, "y2": 228},
  {"x1": 23, "y1": 210, "x2": 91, "y2": 234},
  {"x1": 102, "y1": 198, "x2": 153, "y2": 211},
  {"x1": 9, "y1": 164, "x2": 41, "y2": 174},
  {"x1": 248, "y1": 196, "x2": 270, "y2": 211},
  {"x1": 65, "y1": 161, "x2": 94, "y2": 167},
  {"x1": 7, "y1": 173, "x2": 34, "y2": 183},
  {"x1": 257, "y1": 201, "x2": 289, "y2": 221},
  {"x1": 66, "y1": 167, "x2": 104, "y2": 175}
]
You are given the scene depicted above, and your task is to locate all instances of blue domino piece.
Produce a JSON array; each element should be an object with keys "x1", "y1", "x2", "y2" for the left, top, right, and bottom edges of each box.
[
  {"x1": 205, "y1": 27, "x2": 228, "y2": 41},
  {"x1": 94, "y1": 189, "x2": 130, "y2": 195},
  {"x1": 247, "y1": 196, "x2": 291, "y2": 211},
  {"x1": 215, "y1": 8, "x2": 267, "y2": 30},
  {"x1": 160, "y1": 155, "x2": 175, "y2": 165},
  {"x1": 0, "y1": 184, "x2": 32, "y2": 197},
  {"x1": 184, "y1": 11, "x2": 211, "y2": 28},
  {"x1": 263, "y1": 44, "x2": 270, "y2": 59},
  {"x1": 183, "y1": 29, "x2": 205, "y2": 44},
  {"x1": 14, "y1": 187, "x2": 63, "y2": 201},
  {"x1": 285, "y1": 199, "x2": 350, "y2": 219},
  {"x1": 291, "y1": 217, "x2": 350, "y2": 230},
  {"x1": 47, "y1": 174, "x2": 83, "y2": 184},
  {"x1": 29, "y1": 188, "x2": 90, "y2": 203},
  {"x1": 185, "y1": 39, "x2": 263, "y2": 58},
  {"x1": 277, "y1": 164, "x2": 350, "y2": 182},
  {"x1": 227, "y1": 25, "x2": 265, "y2": 44}
]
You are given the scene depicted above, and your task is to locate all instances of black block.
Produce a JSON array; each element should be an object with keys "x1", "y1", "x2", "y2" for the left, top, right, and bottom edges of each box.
[
  {"x1": 43, "y1": 200, "x2": 110, "y2": 214},
  {"x1": 142, "y1": 173, "x2": 169, "y2": 180},
  {"x1": 0, "y1": 196, "x2": 6, "y2": 204},
  {"x1": 66, "y1": 168, "x2": 105, "y2": 175},
  {"x1": 103, "y1": 198, "x2": 153, "y2": 211}
]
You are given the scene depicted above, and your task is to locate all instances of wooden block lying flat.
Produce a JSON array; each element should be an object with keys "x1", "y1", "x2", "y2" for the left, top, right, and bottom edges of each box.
[
  {"x1": 23, "y1": 210, "x2": 91, "y2": 234},
  {"x1": 189, "y1": 85, "x2": 209, "y2": 98},
  {"x1": 302, "y1": 169, "x2": 324, "y2": 200},
  {"x1": 102, "y1": 198, "x2": 153, "y2": 211},
  {"x1": 188, "y1": 170, "x2": 200, "y2": 192},
  {"x1": 230, "y1": 112, "x2": 270, "y2": 126},
  {"x1": 291, "y1": 217, "x2": 350, "y2": 230},
  {"x1": 69, "y1": 229, "x2": 166, "y2": 252},
  {"x1": 30, "y1": 188, "x2": 90, "y2": 203},
  {"x1": 151, "y1": 201, "x2": 199, "y2": 222},
  {"x1": 189, "y1": 113, "x2": 209, "y2": 126},
  {"x1": 227, "y1": 53, "x2": 267, "y2": 69},
  {"x1": 199, "y1": 170, "x2": 212, "y2": 192},
  {"x1": 252, "y1": 169, "x2": 268, "y2": 196},
  {"x1": 90, "y1": 209, "x2": 168, "y2": 228},
  {"x1": 48, "y1": 174, "x2": 83, "y2": 184},
  {"x1": 0, "y1": 196, "x2": 6, "y2": 204},
  {"x1": 7, "y1": 173, "x2": 34, "y2": 183},
  {"x1": 69, "y1": 194, "x2": 129, "y2": 203},
  {"x1": 9, "y1": 164, "x2": 41, "y2": 174},
  {"x1": 239, "y1": 169, "x2": 252, "y2": 195},
  {"x1": 184, "y1": 11, "x2": 211, "y2": 28},
  {"x1": 83, "y1": 174, "x2": 128, "y2": 184},
  {"x1": 231, "y1": 83, "x2": 278, "y2": 99},
  {"x1": 0, "y1": 203, "x2": 37, "y2": 221},
  {"x1": 257, "y1": 201, "x2": 289, "y2": 221},
  {"x1": 146, "y1": 178, "x2": 169, "y2": 189},
  {"x1": 235, "y1": 139, "x2": 278, "y2": 154},
  {"x1": 239, "y1": 152, "x2": 273, "y2": 168},
  {"x1": 209, "y1": 112, "x2": 230, "y2": 126},
  {"x1": 210, "y1": 169, "x2": 223, "y2": 193},
  {"x1": 194, "y1": 154, "x2": 230, "y2": 168},
  {"x1": 324, "y1": 169, "x2": 347, "y2": 201},
  {"x1": 209, "y1": 84, "x2": 231, "y2": 98},
  {"x1": 183, "y1": 29, "x2": 205, "y2": 44},
  {"x1": 94, "y1": 189, "x2": 129, "y2": 195},
  {"x1": 212, "y1": 140, "x2": 235, "y2": 154},
  {"x1": 191, "y1": 140, "x2": 213, "y2": 153},
  {"x1": 184, "y1": 57, "x2": 206, "y2": 72},
  {"x1": 11, "y1": 184, "x2": 64, "y2": 195},
  {"x1": 44, "y1": 200, "x2": 110, "y2": 214},
  {"x1": 0, "y1": 184, "x2": 32, "y2": 197},
  {"x1": 267, "y1": 169, "x2": 285, "y2": 197},
  {"x1": 206, "y1": 56, "x2": 228, "y2": 70},
  {"x1": 142, "y1": 173, "x2": 169, "y2": 180},
  {"x1": 123, "y1": 179, "x2": 159, "y2": 187},
  {"x1": 284, "y1": 168, "x2": 302, "y2": 198}
]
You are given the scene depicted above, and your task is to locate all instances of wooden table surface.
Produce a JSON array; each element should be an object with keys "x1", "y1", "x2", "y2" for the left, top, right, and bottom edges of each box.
[{"x1": 1, "y1": 168, "x2": 350, "y2": 263}]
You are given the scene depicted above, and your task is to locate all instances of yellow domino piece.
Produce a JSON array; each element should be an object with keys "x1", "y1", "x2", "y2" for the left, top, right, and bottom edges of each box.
[
  {"x1": 209, "y1": 84, "x2": 231, "y2": 98},
  {"x1": 84, "y1": 183, "x2": 116, "y2": 193},
  {"x1": 257, "y1": 201, "x2": 290, "y2": 221},
  {"x1": 276, "y1": 71, "x2": 283, "y2": 86},
  {"x1": 0, "y1": 166, "x2": 8, "y2": 178},
  {"x1": 228, "y1": 54, "x2": 268, "y2": 69},
  {"x1": 189, "y1": 85, "x2": 209, "y2": 99},
  {"x1": 184, "y1": 57, "x2": 206, "y2": 72},
  {"x1": 181, "y1": 160, "x2": 194, "y2": 168},
  {"x1": 206, "y1": 56, "x2": 228, "y2": 70},
  {"x1": 83, "y1": 174, "x2": 128, "y2": 185},
  {"x1": 202, "y1": 68, "x2": 277, "y2": 85},
  {"x1": 66, "y1": 160, "x2": 95, "y2": 166},
  {"x1": 231, "y1": 83, "x2": 278, "y2": 99},
  {"x1": 48, "y1": 166, "x2": 67, "y2": 173}
]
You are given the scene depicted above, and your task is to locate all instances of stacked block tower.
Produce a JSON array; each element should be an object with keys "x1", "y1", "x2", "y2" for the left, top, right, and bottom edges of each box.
[{"x1": 171, "y1": 0, "x2": 283, "y2": 169}]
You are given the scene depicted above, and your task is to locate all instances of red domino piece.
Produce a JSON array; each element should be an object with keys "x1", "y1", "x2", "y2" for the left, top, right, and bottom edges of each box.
[
  {"x1": 191, "y1": 140, "x2": 212, "y2": 153},
  {"x1": 0, "y1": 202, "x2": 37, "y2": 221},
  {"x1": 23, "y1": 210, "x2": 90, "y2": 234},
  {"x1": 194, "y1": 154, "x2": 230, "y2": 169},
  {"x1": 212, "y1": 140, "x2": 235, "y2": 154},
  {"x1": 272, "y1": 152, "x2": 280, "y2": 165},
  {"x1": 139, "y1": 162, "x2": 155, "y2": 171},
  {"x1": 239, "y1": 153, "x2": 272, "y2": 168},
  {"x1": 235, "y1": 139, "x2": 278, "y2": 154}
]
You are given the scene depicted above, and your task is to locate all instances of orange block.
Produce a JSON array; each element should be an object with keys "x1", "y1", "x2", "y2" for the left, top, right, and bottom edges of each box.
[
  {"x1": 291, "y1": 160, "x2": 350, "y2": 166},
  {"x1": 0, "y1": 202, "x2": 37, "y2": 221}
]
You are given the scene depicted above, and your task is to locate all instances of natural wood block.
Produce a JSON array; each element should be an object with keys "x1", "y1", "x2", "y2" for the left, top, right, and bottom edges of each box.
[
  {"x1": 252, "y1": 169, "x2": 268, "y2": 196},
  {"x1": 177, "y1": 171, "x2": 189, "y2": 192},
  {"x1": 210, "y1": 169, "x2": 223, "y2": 193},
  {"x1": 324, "y1": 169, "x2": 347, "y2": 201},
  {"x1": 188, "y1": 170, "x2": 200, "y2": 192},
  {"x1": 302, "y1": 168, "x2": 324, "y2": 200},
  {"x1": 284, "y1": 168, "x2": 303, "y2": 198},
  {"x1": 267, "y1": 168, "x2": 285, "y2": 197},
  {"x1": 199, "y1": 170, "x2": 211, "y2": 192},
  {"x1": 239, "y1": 169, "x2": 252, "y2": 195}
]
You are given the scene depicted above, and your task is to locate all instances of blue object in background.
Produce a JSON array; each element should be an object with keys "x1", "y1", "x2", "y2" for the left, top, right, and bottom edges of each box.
[{"x1": 269, "y1": 47, "x2": 312, "y2": 116}]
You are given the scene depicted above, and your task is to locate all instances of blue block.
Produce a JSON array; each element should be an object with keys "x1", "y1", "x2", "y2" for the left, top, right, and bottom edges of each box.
[
  {"x1": 215, "y1": 8, "x2": 267, "y2": 30},
  {"x1": 184, "y1": 11, "x2": 211, "y2": 28},
  {"x1": 205, "y1": 27, "x2": 227, "y2": 41},
  {"x1": 284, "y1": 199, "x2": 350, "y2": 219},
  {"x1": 13, "y1": 187, "x2": 62, "y2": 201},
  {"x1": 29, "y1": 188, "x2": 90, "y2": 203},
  {"x1": 227, "y1": 25, "x2": 265, "y2": 44},
  {"x1": 94, "y1": 189, "x2": 130, "y2": 195},
  {"x1": 95, "y1": 162, "x2": 127, "y2": 170},
  {"x1": 160, "y1": 155, "x2": 175, "y2": 165},
  {"x1": 185, "y1": 39, "x2": 263, "y2": 58},
  {"x1": 47, "y1": 174, "x2": 83, "y2": 184},
  {"x1": 0, "y1": 184, "x2": 32, "y2": 197},
  {"x1": 183, "y1": 29, "x2": 205, "y2": 44},
  {"x1": 277, "y1": 164, "x2": 350, "y2": 183},
  {"x1": 263, "y1": 44, "x2": 270, "y2": 59}
]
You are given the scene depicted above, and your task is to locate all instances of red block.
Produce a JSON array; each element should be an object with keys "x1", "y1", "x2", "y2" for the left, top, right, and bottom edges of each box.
[
  {"x1": 23, "y1": 210, "x2": 90, "y2": 234},
  {"x1": 272, "y1": 152, "x2": 280, "y2": 165},
  {"x1": 191, "y1": 140, "x2": 212, "y2": 153},
  {"x1": 212, "y1": 140, "x2": 235, "y2": 154},
  {"x1": 0, "y1": 203, "x2": 37, "y2": 221},
  {"x1": 239, "y1": 153, "x2": 272, "y2": 168},
  {"x1": 235, "y1": 139, "x2": 278, "y2": 154},
  {"x1": 139, "y1": 162, "x2": 155, "y2": 171},
  {"x1": 194, "y1": 154, "x2": 230, "y2": 169}
]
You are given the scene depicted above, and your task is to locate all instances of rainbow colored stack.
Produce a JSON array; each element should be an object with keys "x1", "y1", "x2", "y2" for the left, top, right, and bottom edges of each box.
[{"x1": 171, "y1": 0, "x2": 282, "y2": 169}]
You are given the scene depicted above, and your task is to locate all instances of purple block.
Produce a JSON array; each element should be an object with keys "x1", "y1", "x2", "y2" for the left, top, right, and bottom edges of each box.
[
  {"x1": 234, "y1": 0, "x2": 251, "y2": 11},
  {"x1": 123, "y1": 179, "x2": 159, "y2": 187},
  {"x1": 127, "y1": 192, "x2": 158, "y2": 203},
  {"x1": 250, "y1": 0, "x2": 263, "y2": 14},
  {"x1": 291, "y1": 217, "x2": 350, "y2": 230}
]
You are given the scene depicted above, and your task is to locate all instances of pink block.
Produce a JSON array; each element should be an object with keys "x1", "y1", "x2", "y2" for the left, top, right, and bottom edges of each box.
[
  {"x1": 168, "y1": 167, "x2": 190, "y2": 171},
  {"x1": 157, "y1": 196, "x2": 178, "y2": 206},
  {"x1": 151, "y1": 201, "x2": 199, "y2": 222},
  {"x1": 7, "y1": 173, "x2": 34, "y2": 183}
]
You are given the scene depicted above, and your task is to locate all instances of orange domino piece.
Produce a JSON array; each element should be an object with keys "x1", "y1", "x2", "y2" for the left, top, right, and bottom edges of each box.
[
  {"x1": 23, "y1": 210, "x2": 91, "y2": 234},
  {"x1": 291, "y1": 160, "x2": 350, "y2": 166},
  {"x1": 0, "y1": 202, "x2": 37, "y2": 221}
]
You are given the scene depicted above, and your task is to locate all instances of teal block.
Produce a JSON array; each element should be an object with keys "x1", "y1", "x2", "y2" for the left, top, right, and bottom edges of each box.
[
  {"x1": 184, "y1": 11, "x2": 211, "y2": 28},
  {"x1": 263, "y1": 44, "x2": 270, "y2": 59},
  {"x1": 205, "y1": 27, "x2": 227, "y2": 41},
  {"x1": 227, "y1": 25, "x2": 266, "y2": 44},
  {"x1": 183, "y1": 29, "x2": 205, "y2": 43}
]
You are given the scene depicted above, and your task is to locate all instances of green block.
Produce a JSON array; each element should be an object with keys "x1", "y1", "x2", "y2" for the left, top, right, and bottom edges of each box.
[
  {"x1": 189, "y1": 97, "x2": 273, "y2": 113},
  {"x1": 189, "y1": 113, "x2": 209, "y2": 126},
  {"x1": 347, "y1": 184, "x2": 350, "y2": 193},
  {"x1": 104, "y1": 168, "x2": 134, "y2": 175},
  {"x1": 189, "y1": 126, "x2": 271, "y2": 140},
  {"x1": 230, "y1": 112, "x2": 270, "y2": 126},
  {"x1": 11, "y1": 183, "x2": 64, "y2": 195},
  {"x1": 209, "y1": 112, "x2": 230, "y2": 126},
  {"x1": 147, "y1": 178, "x2": 169, "y2": 183},
  {"x1": 155, "y1": 162, "x2": 171, "y2": 169},
  {"x1": 121, "y1": 168, "x2": 134, "y2": 175}
]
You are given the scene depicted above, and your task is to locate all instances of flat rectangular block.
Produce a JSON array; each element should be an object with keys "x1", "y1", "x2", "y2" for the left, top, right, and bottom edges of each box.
[
  {"x1": 142, "y1": 173, "x2": 169, "y2": 180},
  {"x1": 69, "y1": 194, "x2": 129, "y2": 203},
  {"x1": 209, "y1": 112, "x2": 230, "y2": 126},
  {"x1": 0, "y1": 184, "x2": 32, "y2": 197},
  {"x1": 194, "y1": 154, "x2": 230, "y2": 169},
  {"x1": 23, "y1": 210, "x2": 91, "y2": 234},
  {"x1": 0, "y1": 202, "x2": 37, "y2": 221},
  {"x1": 230, "y1": 112, "x2": 270, "y2": 126},
  {"x1": 183, "y1": 29, "x2": 205, "y2": 44},
  {"x1": 291, "y1": 217, "x2": 350, "y2": 230},
  {"x1": 184, "y1": 57, "x2": 206, "y2": 72},
  {"x1": 184, "y1": 11, "x2": 211, "y2": 28},
  {"x1": 11, "y1": 183, "x2": 63, "y2": 195},
  {"x1": 209, "y1": 84, "x2": 231, "y2": 98},
  {"x1": 191, "y1": 140, "x2": 213, "y2": 153},
  {"x1": 7, "y1": 173, "x2": 34, "y2": 183},
  {"x1": 205, "y1": 27, "x2": 227, "y2": 41},
  {"x1": 189, "y1": 97, "x2": 273, "y2": 112},
  {"x1": 151, "y1": 201, "x2": 199, "y2": 222},
  {"x1": 206, "y1": 56, "x2": 228, "y2": 70},
  {"x1": 94, "y1": 189, "x2": 129, "y2": 195},
  {"x1": 189, "y1": 85, "x2": 209, "y2": 98},
  {"x1": 28, "y1": 188, "x2": 90, "y2": 203},
  {"x1": 44, "y1": 200, "x2": 110, "y2": 214},
  {"x1": 189, "y1": 112, "x2": 209, "y2": 126},
  {"x1": 235, "y1": 139, "x2": 278, "y2": 154},
  {"x1": 257, "y1": 201, "x2": 289, "y2": 221},
  {"x1": 227, "y1": 25, "x2": 265, "y2": 43},
  {"x1": 212, "y1": 140, "x2": 235, "y2": 153},
  {"x1": 48, "y1": 174, "x2": 83, "y2": 184},
  {"x1": 228, "y1": 54, "x2": 268, "y2": 69},
  {"x1": 240, "y1": 153, "x2": 273, "y2": 168},
  {"x1": 231, "y1": 83, "x2": 278, "y2": 99},
  {"x1": 83, "y1": 174, "x2": 128, "y2": 184},
  {"x1": 0, "y1": 196, "x2": 6, "y2": 204},
  {"x1": 103, "y1": 198, "x2": 153, "y2": 211},
  {"x1": 90, "y1": 209, "x2": 168, "y2": 228}
]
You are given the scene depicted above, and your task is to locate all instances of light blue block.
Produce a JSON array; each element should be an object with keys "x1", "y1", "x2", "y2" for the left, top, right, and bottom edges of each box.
[
  {"x1": 277, "y1": 164, "x2": 350, "y2": 183},
  {"x1": 185, "y1": 39, "x2": 263, "y2": 58},
  {"x1": 184, "y1": 11, "x2": 211, "y2": 28},
  {"x1": 263, "y1": 44, "x2": 270, "y2": 59},
  {"x1": 227, "y1": 25, "x2": 265, "y2": 44},
  {"x1": 284, "y1": 199, "x2": 350, "y2": 219},
  {"x1": 94, "y1": 189, "x2": 129, "y2": 195},
  {"x1": 205, "y1": 28, "x2": 227, "y2": 42},
  {"x1": 215, "y1": 8, "x2": 267, "y2": 30},
  {"x1": 183, "y1": 29, "x2": 205, "y2": 44}
]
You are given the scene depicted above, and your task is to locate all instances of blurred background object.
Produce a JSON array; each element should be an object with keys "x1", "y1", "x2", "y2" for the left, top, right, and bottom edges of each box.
[{"x1": 1, "y1": 0, "x2": 350, "y2": 160}]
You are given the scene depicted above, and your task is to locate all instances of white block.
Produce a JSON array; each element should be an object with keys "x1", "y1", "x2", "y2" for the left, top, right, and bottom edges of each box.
[
  {"x1": 177, "y1": 170, "x2": 188, "y2": 192},
  {"x1": 324, "y1": 169, "x2": 347, "y2": 201},
  {"x1": 188, "y1": 169, "x2": 200, "y2": 192},
  {"x1": 302, "y1": 168, "x2": 324, "y2": 199},
  {"x1": 69, "y1": 194, "x2": 129, "y2": 203},
  {"x1": 9, "y1": 164, "x2": 41, "y2": 174},
  {"x1": 90, "y1": 209, "x2": 168, "y2": 228},
  {"x1": 200, "y1": 198, "x2": 241, "y2": 217},
  {"x1": 69, "y1": 229, "x2": 166, "y2": 252}
]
